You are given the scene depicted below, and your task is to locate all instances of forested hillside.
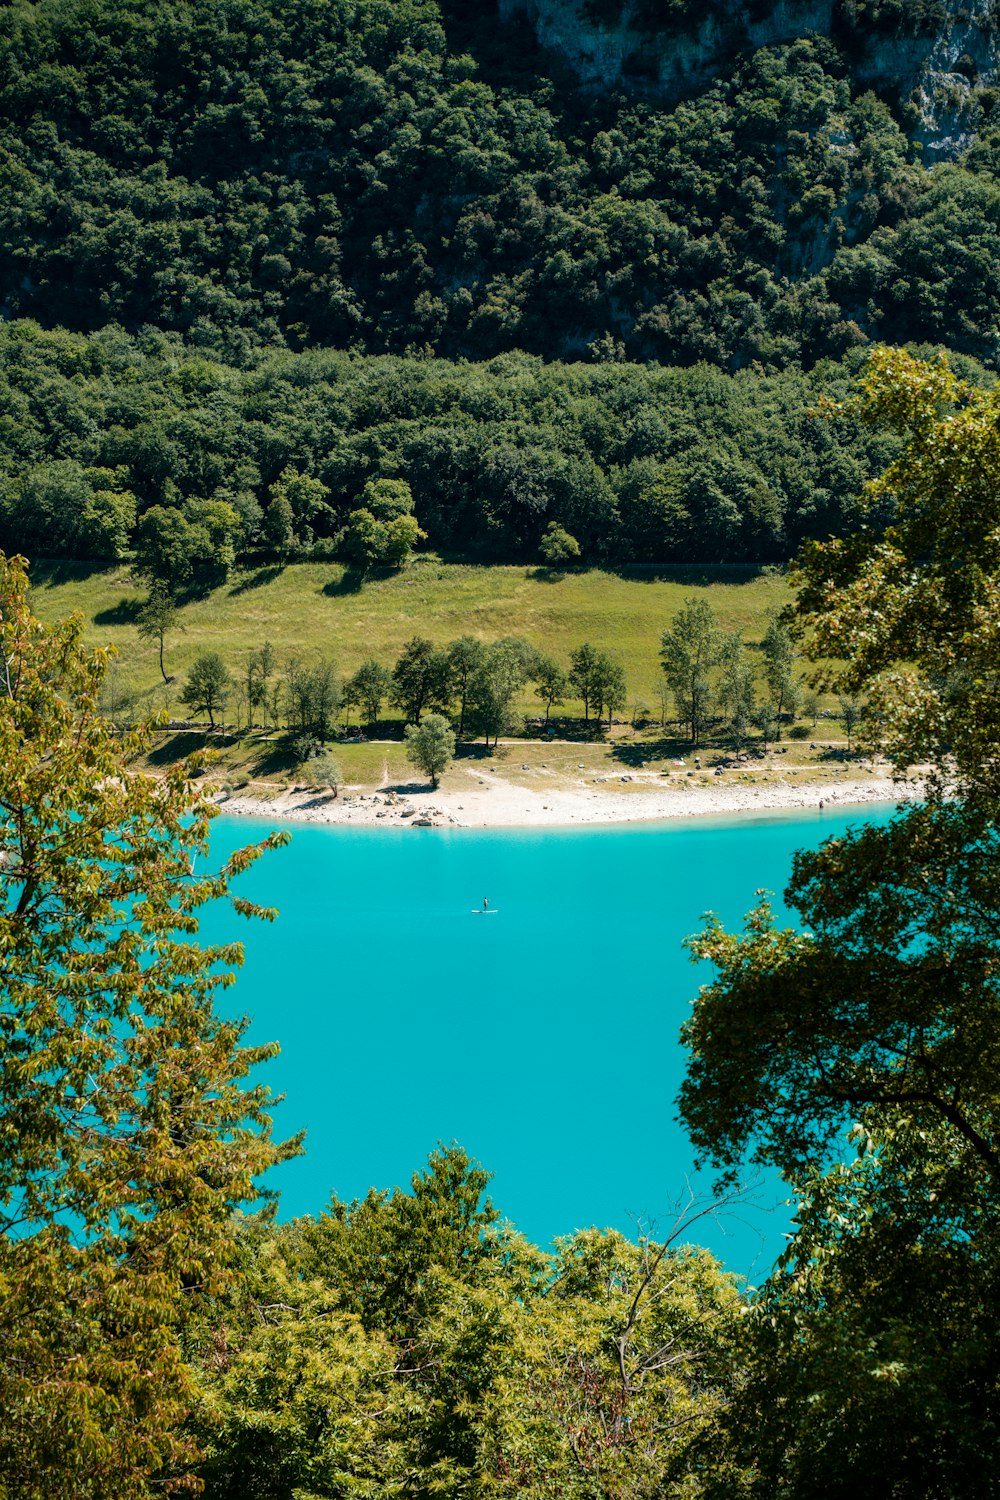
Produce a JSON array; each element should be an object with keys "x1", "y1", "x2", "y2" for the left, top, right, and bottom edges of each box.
[
  {"x1": 3, "y1": 0, "x2": 999, "y2": 566},
  {"x1": 4, "y1": 0, "x2": 1000, "y2": 366},
  {"x1": 0, "y1": 323, "x2": 914, "y2": 570}
]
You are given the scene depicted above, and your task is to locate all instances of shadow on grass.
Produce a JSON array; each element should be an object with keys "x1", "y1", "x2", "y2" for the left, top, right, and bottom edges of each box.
[
  {"x1": 146, "y1": 730, "x2": 210, "y2": 766},
  {"x1": 229, "y1": 565, "x2": 284, "y2": 596},
  {"x1": 610, "y1": 735, "x2": 691, "y2": 766},
  {"x1": 29, "y1": 560, "x2": 124, "y2": 589},
  {"x1": 321, "y1": 567, "x2": 366, "y2": 596},
  {"x1": 526, "y1": 565, "x2": 568, "y2": 583},
  {"x1": 521, "y1": 717, "x2": 606, "y2": 743},
  {"x1": 94, "y1": 595, "x2": 144, "y2": 626},
  {"x1": 247, "y1": 740, "x2": 300, "y2": 777},
  {"x1": 604, "y1": 563, "x2": 774, "y2": 587}
]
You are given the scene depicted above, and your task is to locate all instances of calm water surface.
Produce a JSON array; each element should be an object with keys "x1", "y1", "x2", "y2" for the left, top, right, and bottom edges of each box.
[{"x1": 204, "y1": 804, "x2": 900, "y2": 1279}]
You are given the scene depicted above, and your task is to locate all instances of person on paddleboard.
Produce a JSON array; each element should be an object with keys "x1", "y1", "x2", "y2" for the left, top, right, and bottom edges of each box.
[{"x1": 483, "y1": 896, "x2": 489, "y2": 910}]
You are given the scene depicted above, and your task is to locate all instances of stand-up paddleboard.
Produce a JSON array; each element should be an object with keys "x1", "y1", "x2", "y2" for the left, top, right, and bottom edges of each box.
[{"x1": 471, "y1": 908, "x2": 499, "y2": 914}]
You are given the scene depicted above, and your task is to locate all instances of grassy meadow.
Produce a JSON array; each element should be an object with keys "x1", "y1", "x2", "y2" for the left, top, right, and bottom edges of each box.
[
  {"x1": 30, "y1": 556, "x2": 792, "y2": 715},
  {"x1": 26, "y1": 556, "x2": 867, "y2": 797}
]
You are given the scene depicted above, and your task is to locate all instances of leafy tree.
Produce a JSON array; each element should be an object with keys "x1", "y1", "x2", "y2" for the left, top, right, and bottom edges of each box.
[
  {"x1": 392, "y1": 637, "x2": 449, "y2": 725},
  {"x1": 136, "y1": 584, "x2": 177, "y2": 683},
  {"x1": 298, "y1": 1147, "x2": 498, "y2": 1339},
  {"x1": 761, "y1": 615, "x2": 796, "y2": 737},
  {"x1": 191, "y1": 1240, "x2": 404, "y2": 1499},
  {"x1": 534, "y1": 653, "x2": 568, "y2": 726},
  {"x1": 269, "y1": 467, "x2": 331, "y2": 550},
  {"x1": 467, "y1": 639, "x2": 531, "y2": 747},
  {"x1": 680, "y1": 801, "x2": 1000, "y2": 1186},
  {"x1": 347, "y1": 658, "x2": 392, "y2": 729},
  {"x1": 569, "y1": 642, "x2": 600, "y2": 725},
  {"x1": 718, "y1": 634, "x2": 756, "y2": 755},
  {"x1": 590, "y1": 652, "x2": 627, "y2": 731},
  {"x1": 838, "y1": 693, "x2": 862, "y2": 751},
  {"x1": 0, "y1": 553, "x2": 294, "y2": 1496},
  {"x1": 405, "y1": 712, "x2": 456, "y2": 787},
  {"x1": 245, "y1": 640, "x2": 276, "y2": 729},
  {"x1": 539, "y1": 521, "x2": 581, "y2": 566},
  {"x1": 794, "y1": 346, "x2": 1000, "y2": 798},
  {"x1": 285, "y1": 660, "x2": 339, "y2": 739},
  {"x1": 301, "y1": 751, "x2": 344, "y2": 796},
  {"x1": 660, "y1": 598, "x2": 724, "y2": 746},
  {"x1": 753, "y1": 701, "x2": 778, "y2": 750},
  {"x1": 713, "y1": 1120, "x2": 1000, "y2": 1498},
  {"x1": 189, "y1": 1149, "x2": 747, "y2": 1498},
  {"x1": 134, "y1": 505, "x2": 202, "y2": 595},
  {"x1": 678, "y1": 343, "x2": 1000, "y2": 1500},
  {"x1": 361, "y1": 477, "x2": 415, "y2": 521},
  {"x1": 341, "y1": 508, "x2": 381, "y2": 570},
  {"x1": 263, "y1": 494, "x2": 295, "y2": 557},
  {"x1": 180, "y1": 651, "x2": 232, "y2": 727},
  {"x1": 343, "y1": 478, "x2": 425, "y2": 570},
  {"x1": 446, "y1": 636, "x2": 485, "y2": 738}
]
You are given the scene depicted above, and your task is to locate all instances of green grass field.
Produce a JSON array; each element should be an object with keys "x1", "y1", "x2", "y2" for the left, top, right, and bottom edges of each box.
[
  {"x1": 24, "y1": 556, "x2": 867, "y2": 797},
  {"x1": 29, "y1": 556, "x2": 792, "y2": 718}
]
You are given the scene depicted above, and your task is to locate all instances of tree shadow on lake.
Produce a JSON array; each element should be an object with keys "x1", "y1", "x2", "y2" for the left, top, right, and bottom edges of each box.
[{"x1": 229, "y1": 564, "x2": 284, "y2": 596}]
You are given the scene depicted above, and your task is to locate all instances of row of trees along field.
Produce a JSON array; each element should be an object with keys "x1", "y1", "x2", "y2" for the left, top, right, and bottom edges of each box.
[
  {"x1": 8, "y1": 352, "x2": 1000, "y2": 1494},
  {"x1": 153, "y1": 607, "x2": 861, "y2": 763}
]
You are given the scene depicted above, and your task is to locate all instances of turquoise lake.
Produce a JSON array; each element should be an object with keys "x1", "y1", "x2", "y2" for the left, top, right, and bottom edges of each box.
[{"x1": 204, "y1": 803, "x2": 900, "y2": 1281}]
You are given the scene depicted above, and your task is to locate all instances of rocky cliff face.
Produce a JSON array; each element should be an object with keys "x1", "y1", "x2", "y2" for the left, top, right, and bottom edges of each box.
[{"x1": 497, "y1": 0, "x2": 999, "y2": 158}]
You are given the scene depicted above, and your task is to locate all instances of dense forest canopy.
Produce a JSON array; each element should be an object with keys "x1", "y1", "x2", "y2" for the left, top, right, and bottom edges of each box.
[
  {"x1": 3, "y1": 0, "x2": 1000, "y2": 567},
  {"x1": 0, "y1": 322, "x2": 921, "y2": 569},
  {"x1": 3, "y1": 0, "x2": 1000, "y2": 369}
]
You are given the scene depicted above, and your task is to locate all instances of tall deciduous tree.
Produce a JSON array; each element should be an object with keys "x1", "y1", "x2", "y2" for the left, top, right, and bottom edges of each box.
[
  {"x1": 346, "y1": 658, "x2": 392, "y2": 729},
  {"x1": 760, "y1": 615, "x2": 796, "y2": 738},
  {"x1": 680, "y1": 350, "x2": 1000, "y2": 1491},
  {"x1": 392, "y1": 637, "x2": 449, "y2": 725},
  {"x1": 795, "y1": 345, "x2": 1000, "y2": 799},
  {"x1": 245, "y1": 640, "x2": 275, "y2": 729},
  {"x1": 181, "y1": 650, "x2": 232, "y2": 727},
  {"x1": 569, "y1": 642, "x2": 600, "y2": 725},
  {"x1": 718, "y1": 633, "x2": 756, "y2": 756},
  {"x1": 590, "y1": 652, "x2": 627, "y2": 732},
  {"x1": 0, "y1": 553, "x2": 296, "y2": 1497},
  {"x1": 136, "y1": 584, "x2": 177, "y2": 683},
  {"x1": 534, "y1": 653, "x2": 568, "y2": 727},
  {"x1": 446, "y1": 636, "x2": 484, "y2": 738},
  {"x1": 660, "y1": 598, "x2": 724, "y2": 746},
  {"x1": 467, "y1": 640, "x2": 530, "y2": 747}
]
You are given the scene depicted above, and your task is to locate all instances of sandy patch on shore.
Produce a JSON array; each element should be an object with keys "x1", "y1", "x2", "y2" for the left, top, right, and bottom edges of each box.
[{"x1": 218, "y1": 763, "x2": 920, "y2": 830}]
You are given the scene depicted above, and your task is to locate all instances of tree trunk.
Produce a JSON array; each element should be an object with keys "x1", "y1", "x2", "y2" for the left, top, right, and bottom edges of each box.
[{"x1": 158, "y1": 634, "x2": 168, "y2": 684}]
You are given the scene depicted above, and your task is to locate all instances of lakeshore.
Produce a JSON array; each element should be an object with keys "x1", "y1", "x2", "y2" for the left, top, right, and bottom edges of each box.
[{"x1": 219, "y1": 761, "x2": 919, "y2": 829}]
